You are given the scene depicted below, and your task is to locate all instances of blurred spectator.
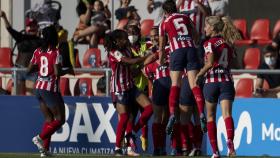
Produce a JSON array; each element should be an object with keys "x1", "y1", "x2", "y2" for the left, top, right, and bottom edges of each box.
[
  {"x1": 0, "y1": 10, "x2": 43, "y2": 96},
  {"x1": 96, "y1": 76, "x2": 106, "y2": 96},
  {"x1": 25, "y1": 0, "x2": 62, "y2": 30},
  {"x1": 146, "y1": 0, "x2": 165, "y2": 26},
  {"x1": 208, "y1": 0, "x2": 229, "y2": 16},
  {"x1": 254, "y1": 45, "x2": 280, "y2": 98},
  {"x1": 115, "y1": 0, "x2": 141, "y2": 22},
  {"x1": 73, "y1": 0, "x2": 111, "y2": 48}
]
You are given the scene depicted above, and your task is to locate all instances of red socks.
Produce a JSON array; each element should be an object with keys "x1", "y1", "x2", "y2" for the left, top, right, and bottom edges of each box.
[
  {"x1": 41, "y1": 122, "x2": 51, "y2": 150},
  {"x1": 193, "y1": 124, "x2": 203, "y2": 148},
  {"x1": 44, "y1": 137, "x2": 51, "y2": 151},
  {"x1": 126, "y1": 120, "x2": 133, "y2": 135},
  {"x1": 180, "y1": 124, "x2": 190, "y2": 150},
  {"x1": 192, "y1": 86, "x2": 205, "y2": 115},
  {"x1": 224, "y1": 117, "x2": 235, "y2": 141},
  {"x1": 39, "y1": 120, "x2": 63, "y2": 140},
  {"x1": 171, "y1": 123, "x2": 181, "y2": 149},
  {"x1": 142, "y1": 125, "x2": 148, "y2": 138},
  {"x1": 116, "y1": 113, "x2": 129, "y2": 148},
  {"x1": 207, "y1": 121, "x2": 218, "y2": 153},
  {"x1": 133, "y1": 105, "x2": 153, "y2": 132},
  {"x1": 169, "y1": 86, "x2": 180, "y2": 114}
]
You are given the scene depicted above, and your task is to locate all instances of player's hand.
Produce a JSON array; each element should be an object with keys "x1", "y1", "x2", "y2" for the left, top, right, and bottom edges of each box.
[
  {"x1": 69, "y1": 68, "x2": 75, "y2": 76},
  {"x1": 148, "y1": 0, "x2": 154, "y2": 6},
  {"x1": 103, "y1": 0, "x2": 110, "y2": 7},
  {"x1": 196, "y1": 74, "x2": 205, "y2": 86}
]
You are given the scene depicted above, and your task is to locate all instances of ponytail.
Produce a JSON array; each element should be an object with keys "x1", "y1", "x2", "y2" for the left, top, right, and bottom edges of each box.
[
  {"x1": 205, "y1": 16, "x2": 242, "y2": 46},
  {"x1": 221, "y1": 16, "x2": 242, "y2": 45}
]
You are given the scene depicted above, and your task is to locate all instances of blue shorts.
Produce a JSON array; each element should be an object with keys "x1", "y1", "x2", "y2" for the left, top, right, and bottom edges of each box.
[
  {"x1": 203, "y1": 81, "x2": 235, "y2": 103},
  {"x1": 152, "y1": 77, "x2": 171, "y2": 106},
  {"x1": 170, "y1": 47, "x2": 200, "y2": 71},
  {"x1": 35, "y1": 89, "x2": 62, "y2": 108},
  {"x1": 115, "y1": 86, "x2": 142, "y2": 106},
  {"x1": 179, "y1": 77, "x2": 196, "y2": 106}
]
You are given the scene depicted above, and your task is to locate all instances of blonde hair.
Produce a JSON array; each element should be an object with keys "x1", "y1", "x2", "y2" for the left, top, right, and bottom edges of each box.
[{"x1": 205, "y1": 16, "x2": 242, "y2": 45}]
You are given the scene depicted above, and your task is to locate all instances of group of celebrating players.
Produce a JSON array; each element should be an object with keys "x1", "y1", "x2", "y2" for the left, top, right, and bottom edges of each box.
[
  {"x1": 29, "y1": 0, "x2": 241, "y2": 158},
  {"x1": 107, "y1": 0, "x2": 241, "y2": 158}
]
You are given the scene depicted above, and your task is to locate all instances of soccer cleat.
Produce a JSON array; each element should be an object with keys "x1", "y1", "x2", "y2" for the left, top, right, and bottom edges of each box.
[
  {"x1": 127, "y1": 147, "x2": 140, "y2": 156},
  {"x1": 140, "y1": 135, "x2": 148, "y2": 151},
  {"x1": 200, "y1": 113, "x2": 207, "y2": 133},
  {"x1": 126, "y1": 133, "x2": 137, "y2": 150},
  {"x1": 32, "y1": 135, "x2": 45, "y2": 153},
  {"x1": 188, "y1": 148, "x2": 202, "y2": 156},
  {"x1": 227, "y1": 139, "x2": 236, "y2": 157},
  {"x1": 114, "y1": 148, "x2": 123, "y2": 156},
  {"x1": 170, "y1": 148, "x2": 177, "y2": 156},
  {"x1": 166, "y1": 114, "x2": 176, "y2": 135},
  {"x1": 211, "y1": 151, "x2": 221, "y2": 158},
  {"x1": 182, "y1": 149, "x2": 190, "y2": 156},
  {"x1": 40, "y1": 151, "x2": 54, "y2": 157}
]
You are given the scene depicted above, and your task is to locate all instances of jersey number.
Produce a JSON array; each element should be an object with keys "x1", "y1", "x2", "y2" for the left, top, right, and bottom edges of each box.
[
  {"x1": 218, "y1": 48, "x2": 228, "y2": 68},
  {"x1": 40, "y1": 56, "x2": 49, "y2": 76},
  {"x1": 173, "y1": 18, "x2": 189, "y2": 35}
]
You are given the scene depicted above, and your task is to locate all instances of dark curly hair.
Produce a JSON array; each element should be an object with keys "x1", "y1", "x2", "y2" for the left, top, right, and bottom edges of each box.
[
  {"x1": 162, "y1": 0, "x2": 177, "y2": 14},
  {"x1": 41, "y1": 25, "x2": 58, "y2": 52},
  {"x1": 104, "y1": 29, "x2": 128, "y2": 51}
]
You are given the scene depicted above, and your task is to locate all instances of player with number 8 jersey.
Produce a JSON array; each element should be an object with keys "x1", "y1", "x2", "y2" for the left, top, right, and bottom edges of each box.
[
  {"x1": 28, "y1": 25, "x2": 74, "y2": 157},
  {"x1": 31, "y1": 48, "x2": 60, "y2": 92}
]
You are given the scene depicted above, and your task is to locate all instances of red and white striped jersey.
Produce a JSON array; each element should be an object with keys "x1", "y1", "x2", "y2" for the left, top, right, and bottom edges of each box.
[
  {"x1": 31, "y1": 48, "x2": 61, "y2": 92},
  {"x1": 203, "y1": 36, "x2": 233, "y2": 83},
  {"x1": 143, "y1": 47, "x2": 170, "y2": 81},
  {"x1": 177, "y1": 0, "x2": 209, "y2": 36},
  {"x1": 108, "y1": 49, "x2": 134, "y2": 93},
  {"x1": 159, "y1": 13, "x2": 195, "y2": 52}
]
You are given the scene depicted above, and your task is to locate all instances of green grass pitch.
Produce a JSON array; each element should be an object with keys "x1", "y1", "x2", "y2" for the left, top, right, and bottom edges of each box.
[{"x1": 0, "y1": 153, "x2": 276, "y2": 158}]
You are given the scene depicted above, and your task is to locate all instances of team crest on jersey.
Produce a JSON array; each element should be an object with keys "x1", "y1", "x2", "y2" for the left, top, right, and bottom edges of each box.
[{"x1": 114, "y1": 51, "x2": 123, "y2": 61}]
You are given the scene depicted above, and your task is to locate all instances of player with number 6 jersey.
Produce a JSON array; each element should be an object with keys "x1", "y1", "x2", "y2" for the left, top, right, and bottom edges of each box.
[
  {"x1": 195, "y1": 16, "x2": 242, "y2": 158},
  {"x1": 159, "y1": 0, "x2": 207, "y2": 136}
]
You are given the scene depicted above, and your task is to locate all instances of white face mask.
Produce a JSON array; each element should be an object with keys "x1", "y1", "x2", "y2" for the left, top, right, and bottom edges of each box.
[
  {"x1": 128, "y1": 35, "x2": 138, "y2": 44},
  {"x1": 264, "y1": 57, "x2": 277, "y2": 66}
]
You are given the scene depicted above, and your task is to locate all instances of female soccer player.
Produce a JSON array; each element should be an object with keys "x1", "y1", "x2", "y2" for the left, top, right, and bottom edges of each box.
[
  {"x1": 29, "y1": 25, "x2": 74, "y2": 157},
  {"x1": 104, "y1": 29, "x2": 153, "y2": 156},
  {"x1": 159, "y1": 0, "x2": 206, "y2": 135},
  {"x1": 179, "y1": 73, "x2": 203, "y2": 156},
  {"x1": 143, "y1": 27, "x2": 171, "y2": 156},
  {"x1": 195, "y1": 16, "x2": 241, "y2": 158}
]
